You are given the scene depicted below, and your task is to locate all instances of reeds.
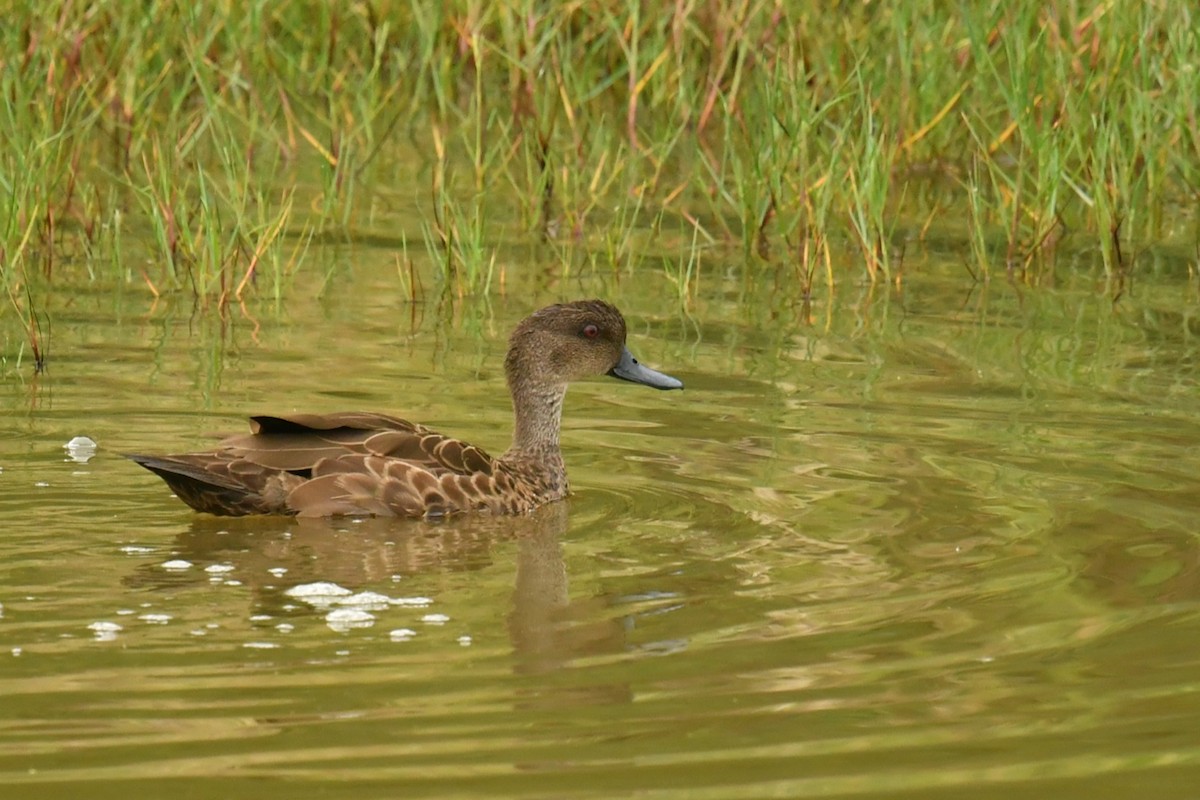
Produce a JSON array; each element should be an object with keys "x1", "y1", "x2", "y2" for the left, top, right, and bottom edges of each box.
[{"x1": 1, "y1": 0, "x2": 1197, "y2": 322}]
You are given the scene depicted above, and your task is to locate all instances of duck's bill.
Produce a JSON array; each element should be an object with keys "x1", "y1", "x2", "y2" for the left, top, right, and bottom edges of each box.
[{"x1": 608, "y1": 347, "x2": 683, "y2": 390}]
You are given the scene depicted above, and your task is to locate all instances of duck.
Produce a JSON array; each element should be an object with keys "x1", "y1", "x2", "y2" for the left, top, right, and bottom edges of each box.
[{"x1": 126, "y1": 300, "x2": 682, "y2": 517}]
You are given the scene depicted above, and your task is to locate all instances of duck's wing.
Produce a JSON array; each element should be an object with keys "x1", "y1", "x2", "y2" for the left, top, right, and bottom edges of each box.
[
  {"x1": 220, "y1": 413, "x2": 496, "y2": 477},
  {"x1": 238, "y1": 413, "x2": 510, "y2": 516},
  {"x1": 284, "y1": 454, "x2": 526, "y2": 518},
  {"x1": 128, "y1": 412, "x2": 500, "y2": 517}
]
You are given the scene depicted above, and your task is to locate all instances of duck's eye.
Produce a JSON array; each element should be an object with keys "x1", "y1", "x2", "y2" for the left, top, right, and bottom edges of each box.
[{"x1": 581, "y1": 324, "x2": 600, "y2": 339}]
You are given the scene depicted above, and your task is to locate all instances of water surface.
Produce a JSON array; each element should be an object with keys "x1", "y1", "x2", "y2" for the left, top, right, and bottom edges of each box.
[{"x1": 2, "y1": 246, "x2": 1199, "y2": 798}]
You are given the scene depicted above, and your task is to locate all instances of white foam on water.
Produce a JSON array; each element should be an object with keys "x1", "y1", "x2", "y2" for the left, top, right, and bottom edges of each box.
[{"x1": 325, "y1": 608, "x2": 375, "y2": 632}]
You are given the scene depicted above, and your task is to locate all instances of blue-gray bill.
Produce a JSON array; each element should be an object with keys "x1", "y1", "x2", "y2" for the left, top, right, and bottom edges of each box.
[{"x1": 608, "y1": 347, "x2": 683, "y2": 390}]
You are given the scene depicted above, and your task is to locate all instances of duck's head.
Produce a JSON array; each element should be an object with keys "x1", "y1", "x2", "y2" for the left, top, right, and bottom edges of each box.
[{"x1": 505, "y1": 300, "x2": 683, "y2": 391}]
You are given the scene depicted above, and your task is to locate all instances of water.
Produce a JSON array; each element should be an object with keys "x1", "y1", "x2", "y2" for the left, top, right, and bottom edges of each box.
[{"x1": 2, "y1": 245, "x2": 1199, "y2": 798}]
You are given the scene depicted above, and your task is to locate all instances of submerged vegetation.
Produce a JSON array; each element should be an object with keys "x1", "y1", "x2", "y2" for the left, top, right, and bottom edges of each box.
[{"x1": 2, "y1": 0, "x2": 1198, "y2": 334}]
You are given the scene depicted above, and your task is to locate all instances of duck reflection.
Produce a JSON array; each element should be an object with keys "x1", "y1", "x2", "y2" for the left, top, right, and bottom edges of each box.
[{"x1": 126, "y1": 503, "x2": 627, "y2": 677}]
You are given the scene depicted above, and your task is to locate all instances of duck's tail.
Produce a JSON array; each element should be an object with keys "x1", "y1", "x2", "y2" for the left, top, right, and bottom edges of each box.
[{"x1": 124, "y1": 453, "x2": 284, "y2": 516}]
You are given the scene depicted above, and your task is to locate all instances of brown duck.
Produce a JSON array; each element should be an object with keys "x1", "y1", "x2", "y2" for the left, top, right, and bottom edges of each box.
[{"x1": 126, "y1": 300, "x2": 682, "y2": 517}]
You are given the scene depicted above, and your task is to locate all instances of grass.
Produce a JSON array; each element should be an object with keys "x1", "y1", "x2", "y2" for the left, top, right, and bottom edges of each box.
[{"x1": 1, "y1": 0, "x2": 1198, "y2": 349}]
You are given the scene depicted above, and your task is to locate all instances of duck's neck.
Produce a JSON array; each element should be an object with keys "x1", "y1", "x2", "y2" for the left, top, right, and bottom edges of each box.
[{"x1": 504, "y1": 381, "x2": 567, "y2": 460}]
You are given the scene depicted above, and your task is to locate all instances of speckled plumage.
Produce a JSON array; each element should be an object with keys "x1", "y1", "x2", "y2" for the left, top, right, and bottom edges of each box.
[{"x1": 127, "y1": 300, "x2": 682, "y2": 517}]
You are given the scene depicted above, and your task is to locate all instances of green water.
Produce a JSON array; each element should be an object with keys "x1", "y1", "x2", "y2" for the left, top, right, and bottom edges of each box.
[{"x1": 2, "y1": 245, "x2": 1199, "y2": 798}]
